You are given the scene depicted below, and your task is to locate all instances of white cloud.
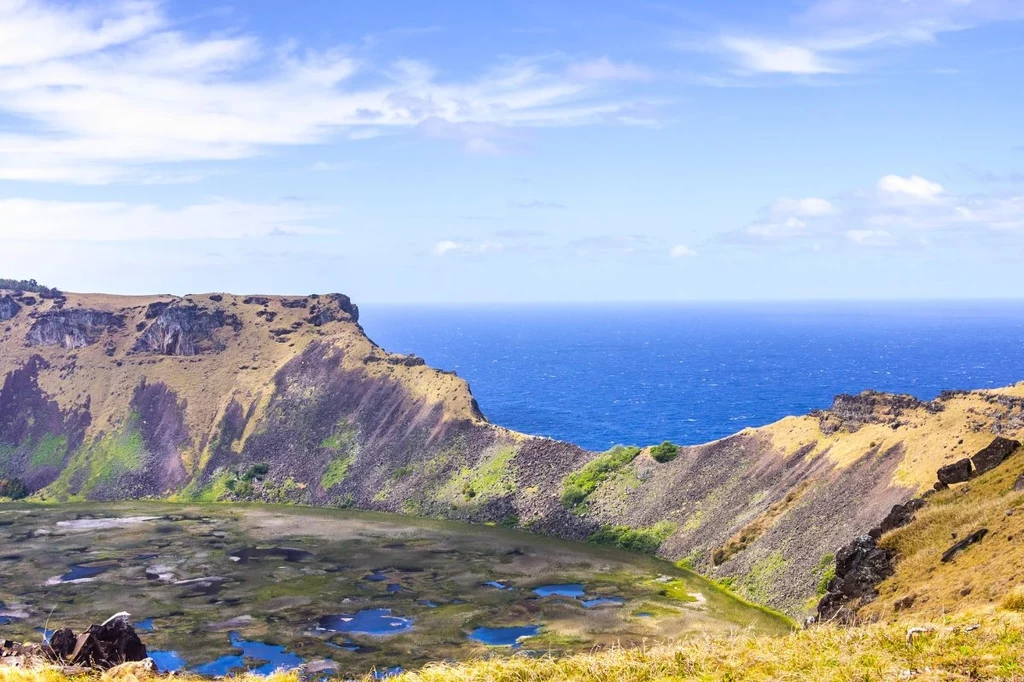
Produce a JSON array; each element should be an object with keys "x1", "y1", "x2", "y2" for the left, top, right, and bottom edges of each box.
[
  {"x1": 746, "y1": 217, "x2": 808, "y2": 239},
  {"x1": 877, "y1": 174, "x2": 945, "y2": 202},
  {"x1": 699, "y1": 1, "x2": 1024, "y2": 79},
  {"x1": 0, "y1": 1, "x2": 656, "y2": 183},
  {"x1": 730, "y1": 173, "x2": 1024, "y2": 248},
  {"x1": 566, "y1": 58, "x2": 652, "y2": 81},
  {"x1": 772, "y1": 197, "x2": 837, "y2": 217},
  {"x1": 0, "y1": 198, "x2": 331, "y2": 241},
  {"x1": 718, "y1": 37, "x2": 839, "y2": 75},
  {"x1": 846, "y1": 229, "x2": 893, "y2": 246},
  {"x1": 670, "y1": 244, "x2": 697, "y2": 258},
  {"x1": 431, "y1": 239, "x2": 505, "y2": 256}
]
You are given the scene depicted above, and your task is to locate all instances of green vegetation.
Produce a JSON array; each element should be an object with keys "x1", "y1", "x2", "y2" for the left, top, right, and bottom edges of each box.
[
  {"x1": 392, "y1": 465, "x2": 414, "y2": 480},
  {"x1": 321, "y1": 454, "x2": 353, "y2": 490},
  {"x1": 0, "y1": 277, "x2": 60, "y2": 296},
  {"x1": 320, "y1": 422, "x2": 360, "y2": 490},
  {"x1": 30, "y1": 434, "x2": 68, "y2": 468},
  {"x1": 739, "y1": 551, "x2": 788, "y2": 605},
  {"x1": 45, "y1": 417, "x2": 146, "y2": 500},
  {"x1": 0, "y1": 478, "x2": 28, "y2": 500},
  {"x1": 650, "y1": 441, "x2": 680, "y2": 463},
  {"x1": 438, "y1": 445, "x2": 516, "y2": 505},
  {"x1": 588, "y1": 521, "x2": 676, "y2": 554},
  {"x1": 815, "y1": 553, "x2": 836, "y2": 597},
  {"x1": 242, "y1": 463, "x2": 269, "y2": 481},
  {"x1": 560, "y1": 445, "x2": 640, "y2": 511}
]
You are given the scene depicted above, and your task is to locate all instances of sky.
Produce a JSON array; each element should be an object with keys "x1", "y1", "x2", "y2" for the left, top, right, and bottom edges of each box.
[{"x1": 1, "y1": 0, "x2": 1023, "y2": 303}]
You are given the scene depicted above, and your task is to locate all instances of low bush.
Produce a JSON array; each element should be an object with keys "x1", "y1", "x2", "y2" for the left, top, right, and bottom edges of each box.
[
  {"x1": 561, "y1": 446, "x2": 640, "y2": 510},
  {"x1": 588, "y1": 521, "x2": 676, "y2": 554},
  {"x1": 650, "y1": 441, "x2": 680, "y2": 463}
]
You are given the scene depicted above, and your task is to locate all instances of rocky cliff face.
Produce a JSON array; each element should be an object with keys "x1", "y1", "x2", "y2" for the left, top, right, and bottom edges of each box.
[{"x1": 1, "y1": 289, "x2": 1021, "y2": 618}]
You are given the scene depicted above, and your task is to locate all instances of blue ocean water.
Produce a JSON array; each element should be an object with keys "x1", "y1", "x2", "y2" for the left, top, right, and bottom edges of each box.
[{"x1": 359, "y1": 302, "x2": 1024, "y2": 452}]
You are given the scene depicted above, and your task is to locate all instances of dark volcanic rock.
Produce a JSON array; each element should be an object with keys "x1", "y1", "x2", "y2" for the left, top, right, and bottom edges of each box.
[
  {"x1": 144, "y1": 302, "x2": 171, "y2": 319},
  {"x1": 0, "y1": 295, "x2": 20, "y2": 322},
  {"x1": 281, "y1": 298, "x2": 308, "y2": 309},
  {"x1": 46, "y1": 618, "x2": 147, "y2": 668},
  {"x1": 307, "y1": 294, "x2": 360, "y2": 326},
  {"x1": 243, "y1": 296, "x2": 270, "y2": 305},
  {"x1": 971, "y1": 437, "x2": 1021, "y2": 476},
  {"x1": 874, "y1": 498, "x2": 926, "y2": 537},
  {"x1": 817, "y1": 534, "x2": 894, "y2": 621},
  {"x1": 133, "y1": 304, "x2": 241, "y2": 356},
  {"x1": 941, "y1": 528, "x2": 988, "y2": 563},
  {"x1": 937, "y1": 458, "x2": 973, "y2": 485},
  {"x1": 27, "y1": 309, "x2": 125, "y2": 349},
  {"x1": 816, "y1": 391, "x2": 941, "y2": 435}
]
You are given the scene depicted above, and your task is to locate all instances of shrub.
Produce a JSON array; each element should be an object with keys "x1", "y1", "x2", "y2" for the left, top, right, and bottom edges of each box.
[
  {"x1": 0, "y1": 478, "x2": 30, "y2": 500},
  {"x1": 561, "y1": 446, "x2": 641, "y2": 511},
  {"x1": 588, "y1": 521, "x2": 676, "y2": 555},
  {"x1": 242, "y1": 463, "x2": 269, "y2": 482},
  {"x1": 650, "y1": 441, "x2": 680, "y2": 463}
]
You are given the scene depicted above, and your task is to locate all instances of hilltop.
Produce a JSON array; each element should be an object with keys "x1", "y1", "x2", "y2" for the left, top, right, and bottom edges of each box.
[{"x1": 2, "y1": 287, "x2": 1023, "y2": 618}]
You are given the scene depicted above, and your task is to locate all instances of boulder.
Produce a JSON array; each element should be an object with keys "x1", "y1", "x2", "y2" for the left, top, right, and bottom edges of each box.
[
  {"x1": 0, "y1": 295, "x2": 20, "y2": 322},
  {"x1": 875, "y1": 499, "x2": 926, "y2": 536},
  {"x1": 817, "y1": 534, "x2": 894, "y2": 621},
  {"x1": 941, "y1": 528, "x2": 988, "y2": 563},
  {"x1": 937, "y1": 458, "x2": 973, "y2": 485},
  {"x1": 971, "y1": 437, "x2": 1021, "y2": 476}
]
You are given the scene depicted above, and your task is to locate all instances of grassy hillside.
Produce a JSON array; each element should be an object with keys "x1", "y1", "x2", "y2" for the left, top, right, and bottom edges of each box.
[{"x1": 3, "y1": 288, "x2": 1024, "y2": 617}]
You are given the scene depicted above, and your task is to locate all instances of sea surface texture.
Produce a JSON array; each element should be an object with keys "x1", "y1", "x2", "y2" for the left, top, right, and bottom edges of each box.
[{"x1": 361, "y1": 302, "x2": 1024, "y2": 451}]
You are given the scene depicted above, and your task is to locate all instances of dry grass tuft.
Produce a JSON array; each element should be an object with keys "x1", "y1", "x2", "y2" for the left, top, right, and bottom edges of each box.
[{"x1": 1001, "y1": 586, "x2": 1024, "y2": 613}]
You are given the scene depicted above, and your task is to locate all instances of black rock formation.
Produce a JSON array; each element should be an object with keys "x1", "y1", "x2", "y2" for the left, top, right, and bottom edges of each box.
[
  {"x1": 817, "y1": 534, "x2": 894, "y2": 622},
  {"x1": 937, "y1": 458, "x2": 973, "y2": 485},
  {"x1": 133, "y1": 304, "x2": 241, "y2": 356},
  {"x1": 941, "y1": 529, "x2": 988, "y2": 563},
  {"x1": 0, "y1": 295, "x2": 20, "y2": 322},
  {"x1": 971, "y1": 437, "x2": 1021, "y2": 476},
  {"x1": 27, "y1": 309, "x2": 125, "y2": 349}
]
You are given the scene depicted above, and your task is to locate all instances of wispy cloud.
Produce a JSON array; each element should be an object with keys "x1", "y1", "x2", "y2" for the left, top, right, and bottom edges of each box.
[
  {"x1": 670, "y1": 244, "x2": 697, "y2": 258},
  {"x1": 0, "y1": 198, "x2": 332, "y2": 241},
  {"x1": 690, "y1": 0, "x2": 1024, "y2": 79},
  {"x1": 0, "y1": 1, "x2": 658, "y2": 183},
  {"x1": 729, "y1": 173, "x2": 1024, "y2": 248}
]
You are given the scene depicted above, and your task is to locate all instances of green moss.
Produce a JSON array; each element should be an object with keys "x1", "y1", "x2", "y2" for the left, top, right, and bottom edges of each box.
[
  {"x1": 816, "y1": 553, "x2": 836, "y2": 597},
  {"x1": 738, "y1": 551, "x2": 788, "y2": 605},
  {"x1": 45, "y1": 416, "x2": 146, "y2": 500},
  {"x1": 650, "y1": 441, "x2": 680, "y2": 463},
  {"x1": 654, "y1": 578, "x2": 698, "y2": 602},
  {"x1": 437, "y1": 445, "x2": 516, "y2": 505},
  {"x1": 30, "y1": 433, "x2": 67, "y2": 468},
  {"x1": 192, "y1": 468, "x2": 234, "y2": 503},
  {"x1": 587, "y1": 521, "x2": 676, "y2": 554},
  {"x1": 561, "y1": 445, "x2": 640, "y2": 511},
  {"x1": 322, "y1": 454, "x2": 354, "y2": 490},
  {"x1": 320, "y1": 421, "x2": 360, "y2": 490}
]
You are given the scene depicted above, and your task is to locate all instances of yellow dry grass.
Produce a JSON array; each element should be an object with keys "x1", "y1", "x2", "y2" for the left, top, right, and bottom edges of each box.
[
  {"x1": 757, "y1": 393, "x2": 1024, "y2": 495},
  {"x1": 862, "y1": 449, "x2": 1024, "y2": 620},
  {"x1": 4, "y1": 614, "x2": 1024, "y2": 681}
]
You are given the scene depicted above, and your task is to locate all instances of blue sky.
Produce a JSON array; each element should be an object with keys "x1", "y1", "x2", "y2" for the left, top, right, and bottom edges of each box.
[{"x1": 1, "y1": 0, "x2": 1023, "y2": 302}]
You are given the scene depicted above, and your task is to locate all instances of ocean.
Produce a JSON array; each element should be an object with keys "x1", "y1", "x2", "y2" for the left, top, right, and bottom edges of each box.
[{"x1": 359, "y1": 302, "x2": 1024, "y2": 452}]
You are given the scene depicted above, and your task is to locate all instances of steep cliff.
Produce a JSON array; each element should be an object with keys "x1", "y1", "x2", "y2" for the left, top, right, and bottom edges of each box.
[{"x1": 1, "y1": 288, "x2": 1022, "y2": 617}]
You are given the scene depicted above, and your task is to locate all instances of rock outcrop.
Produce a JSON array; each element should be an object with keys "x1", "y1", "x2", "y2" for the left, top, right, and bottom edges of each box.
[
  {"x1": 27, "y1": 309, "x2": 124, "y2": 349},
  {"x1": 133, "y1": 303, "x2": 241, "y2": 356},
  {"x1": 1, "y1": 617, "x2": 147, "y2": 671},
  {"x1": 0, "y1": 295, "x2": 19, "y2": 322}
]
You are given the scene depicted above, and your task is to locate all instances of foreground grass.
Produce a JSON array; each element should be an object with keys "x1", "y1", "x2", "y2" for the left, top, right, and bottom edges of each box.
[{"x1": 3, "y1": 613, "x2": 1024, "y2": 682}]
